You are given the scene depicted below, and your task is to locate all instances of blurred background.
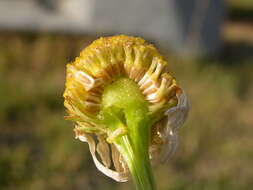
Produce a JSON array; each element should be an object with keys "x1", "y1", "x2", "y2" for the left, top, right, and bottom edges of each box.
[{"x1": 0, "y1": 0, "x2": 252, "y2": 190}]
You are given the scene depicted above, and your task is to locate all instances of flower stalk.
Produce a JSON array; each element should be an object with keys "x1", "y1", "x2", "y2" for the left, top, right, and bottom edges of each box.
[{"x1": 101, "y1": 77, "x2": 156, "y2": 190}]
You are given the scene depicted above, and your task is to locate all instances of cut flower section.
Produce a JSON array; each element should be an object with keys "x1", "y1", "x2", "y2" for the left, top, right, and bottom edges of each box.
[{"x1": 63, "y1": 35, "x2": 189, "y2": 189}]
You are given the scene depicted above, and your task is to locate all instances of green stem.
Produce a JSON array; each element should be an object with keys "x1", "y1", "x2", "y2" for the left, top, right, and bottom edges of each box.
[
  {"x1": 116, "y1": 135, "x2": 156, "y2": 190},
  {"x1": 101, "y1": 77, "x2": 157, "y2": 190}
]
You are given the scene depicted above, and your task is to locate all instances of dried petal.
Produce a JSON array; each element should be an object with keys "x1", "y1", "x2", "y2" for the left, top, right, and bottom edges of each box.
[
  {"x1": 77, "y1": 133, "x2": 129, "y2": 182},
  {"x1": 111, "y1": 144, "x2": 125, "y2": 173},
  {"x1": 97, "y1": 135, "x2": 111, "y2": 168}
]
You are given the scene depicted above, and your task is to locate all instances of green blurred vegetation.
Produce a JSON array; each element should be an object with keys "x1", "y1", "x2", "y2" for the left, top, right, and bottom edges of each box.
[
  {"x1": 229, "y1": 0, "x2": 253, "y2": 10},
  {"x1": 0, "y1": 1, "x2": 253, "y2": 189},
  {"x1": 229, "y1": 0, "x2": 253, "y2": 21}
]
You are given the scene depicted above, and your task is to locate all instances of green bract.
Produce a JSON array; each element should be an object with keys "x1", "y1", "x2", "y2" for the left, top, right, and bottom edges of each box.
[{"x1": 63, "y1": 35, "x2": 189, "y2": 190}]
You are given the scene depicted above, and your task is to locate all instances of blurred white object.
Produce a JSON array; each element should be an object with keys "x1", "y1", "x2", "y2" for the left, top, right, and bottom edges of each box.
[
  {"x1": 0, "y1": 0, "x2": 225, "y2": 56},
  {"x1": 0, "y1": 0, "x2": 93, "y2": 32}
]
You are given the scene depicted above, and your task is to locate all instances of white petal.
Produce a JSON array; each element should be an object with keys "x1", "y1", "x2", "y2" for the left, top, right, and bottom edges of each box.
[
  {"x1": 154, "y1": 90, "x2": 189, "y2": 163},
  {"x1": 165, "y1": 90, "x2": 189, "y2": 132}
]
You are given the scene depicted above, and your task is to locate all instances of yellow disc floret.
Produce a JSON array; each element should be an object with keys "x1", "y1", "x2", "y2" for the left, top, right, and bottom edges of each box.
[{"x1": 64, "y1": 35, "x2": 178, "y2": 127}]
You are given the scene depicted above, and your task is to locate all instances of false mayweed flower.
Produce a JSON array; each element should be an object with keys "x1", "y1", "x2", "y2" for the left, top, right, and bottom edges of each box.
[{"x1": 63, "y1": 35, "x2": 189, "y2": 190}]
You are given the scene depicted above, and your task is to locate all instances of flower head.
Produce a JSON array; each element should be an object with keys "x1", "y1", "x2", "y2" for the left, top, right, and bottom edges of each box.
[{"x1": 63, "y1": 35, "x2": 189, "y2": 189}]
